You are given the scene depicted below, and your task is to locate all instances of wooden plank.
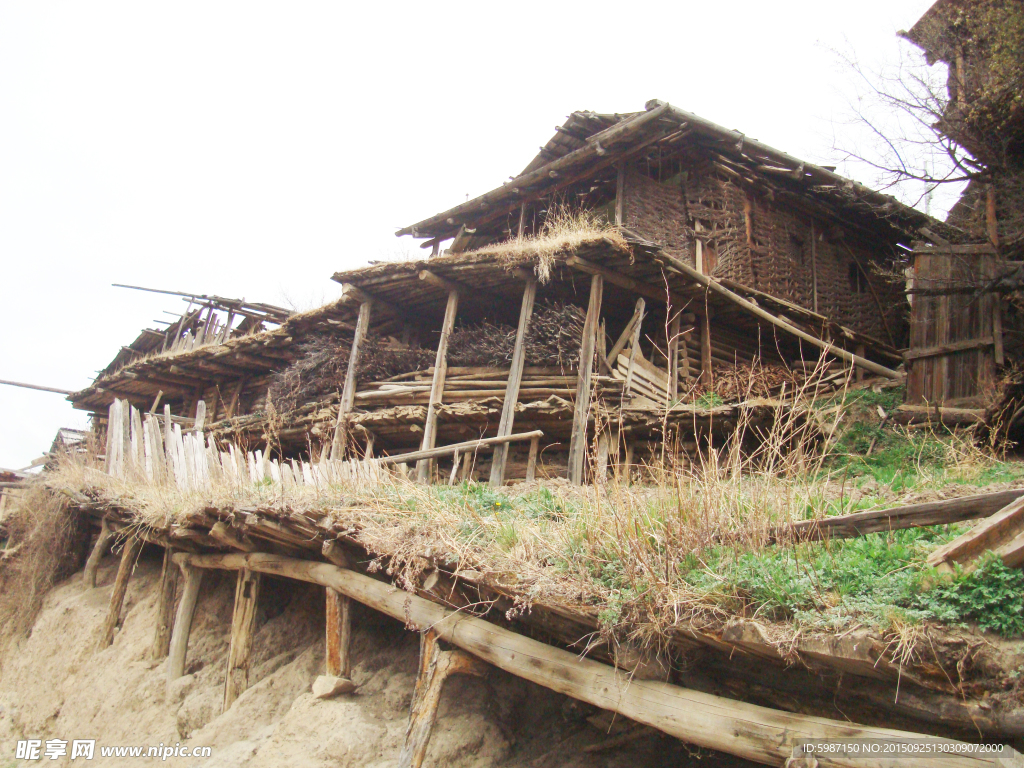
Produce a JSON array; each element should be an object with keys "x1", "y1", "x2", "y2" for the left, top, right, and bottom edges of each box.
[
  {"x1": 525, "y1": 436, "x2": 540, "y2": 482},
  {"x1": 903, "y1": 337, "x2": 995, "y2": 361},
  {"x1": 490, "y1": 279, "x2": 537, "y2": 486},
  {"x1": 167, "y1": 564, "x2": 204, "y2": 682},
  {"x1": 417, "y1": 289, "x2": 459, "y2": 482},
  {"x1": 97, "y1": 533, "x2": 143, "y2": 649},
  {"x1": 174, "y1": 552, "x2": 999, "y2": 768},
  {"x1": 331, "y1": 300, "x2": 372, "y2": 461},
  {"x1": 223, "y1": 569, "x2": 261, "y2": 710},
  {"x1": 151, "y1": 547, "x2": 179, "y2": 660},
  {"x1": 325, "y1": 589, "x2": 352, "y2": 678},
  {"x1": 700, "y1": 310, "x2": 713, "y2": 385},
  {"x1": 783, "y1": 489, "x2": 1024, "y2": 542},
  {"x1": 568, "y1": 275, "x2": 603, "y2": 484},
  {"x1": 926, "y1": 496, "x2": 1024, "y2": 569},
  {"x1": 994, "y1": 297, "x2": 1005, "y2": 366},
  {"x1": 668, "y1": 313, "x2": 681, "y2": 401},
  {"x1": 83, "y1": 516, "x2": 114, "y2": 588},
  {"x1": 608, "y1": 299, "x2": 645, "y2": 364}
]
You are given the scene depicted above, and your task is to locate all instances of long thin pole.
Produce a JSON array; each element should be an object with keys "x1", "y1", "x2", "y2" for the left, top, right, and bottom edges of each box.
[{"x1": 0, "y1": 379, "x2": 75, "y2": 396}]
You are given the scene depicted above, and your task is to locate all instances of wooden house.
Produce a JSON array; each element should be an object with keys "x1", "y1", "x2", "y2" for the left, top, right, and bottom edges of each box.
[{"x1": 71, "y1": 100, "x2": 949, "y2": 483}]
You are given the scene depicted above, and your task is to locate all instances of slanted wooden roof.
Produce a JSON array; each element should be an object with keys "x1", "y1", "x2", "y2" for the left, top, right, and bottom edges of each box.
[{"x1": 397, "y1": 99, "x2": 950, "y2": 246}]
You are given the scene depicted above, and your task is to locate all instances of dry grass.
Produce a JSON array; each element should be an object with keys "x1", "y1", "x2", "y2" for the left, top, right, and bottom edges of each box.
[{"x1": 468, "y1": 207, "x2": 629, "y2": 283}]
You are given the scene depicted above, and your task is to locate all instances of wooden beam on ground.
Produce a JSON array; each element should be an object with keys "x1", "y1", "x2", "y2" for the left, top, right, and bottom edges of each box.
[
  {"x1": 223, "y1": 569, "x2": 261, "y2": 710},
  {"x1": 331, "y1": 300, "x2": 372, "y2": 460},
  {"x1": 379, "y1": 430, "x2": 543, "y2": 467},
  {"x1": 568, "y1": 274, "x2": 603, "y2": 484},
  {"x1": 417, "y1": 289, "x2": 459, "y2": 482},
  {"x1": 173, "y1": 551, "x2": 1001, "y2": 768},
  {"x1": 97, "y1": 533, "x2": 143, "y2": 650},
  {"x1": 782, "y1": 489, "x2": 1024, "y2": 542},
  {"x1": 151, "y1": 547, "x2": 179, "y2": 660},
  {"x1": 926, "y1": 496, "x2": 1024, "y2": 572},
  {"x1": 167, "y1": 564, "x2": 204, "y2": 682},
  {"x1": 656, "y1": 252, "x2": 901, "y2": 379},
  {"x1": 398, "y1": 629, "x2": 488, "y2": 768},
  {"x1": 83, "y1": 516, "x2": 115, "y2": 588},
  {"x1": 489, "y1": 278, "x2": 537, "y2": 487}
]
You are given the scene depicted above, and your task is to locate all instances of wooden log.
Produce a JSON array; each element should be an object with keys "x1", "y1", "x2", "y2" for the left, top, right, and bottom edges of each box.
[
  {"x1": 926, "y1": 496, "x2": 1024, "y2": 571},
  {"x1": 223, "y1": 569, "x2": 261, "y2": 710},
  {"x1": 656, "y1": 252, "x2": 901, "y2": 379},
  {"x1": 417, "y1": 289, "x2": 459, "y2": 482},
  {"x1": 891, "y1": 404, "x2": 986, "y2": 427},
  {"x1": 668, "y1": 313, "x2": 681, "y2": 401},
  {"x1": 173, "y1": 552, "x2": 999, "y2": 768},
  {"x1": 326, "y1": 589, "x2": 352, "y2": 679},
  {"x1": 378, "y1": 430, "x2": 543, "y2": 467},
  {"x1": 398, "y1": 630, "x2": 488, "y2": 768},
  {"x1": 525, "y1": 436, "x2": 540, "y2": 482},
  {"x1": 83, "y1": 516, "x2": 115, "y2": 588},
  {"x1": 167, "y1": 565, "x2": 204, "y2": 682},
  {"x1": 784, "y1": 489, "x2": 1024, "y2": 542},
  {"x1": 568, "y1": 274, "x2": 603, "y2": 484},
  {"x1": 209, "y1": 521, "x2": 256, "y2": 552},
  {"x1": 331, "y1": 300, "x2": 371, "y2": 460},
  {"x1": 490, "y1": 278, "x2": 537, "y2": 487},
  {"x1": 700, "y1": 309, "x2": 713, "y2": 385},
  {"x1": 97, "y1": 533, "x2": 143, "y2": 650},
  {"x1": 151, "y1": 547, "x2": 179, "y2": 661}
]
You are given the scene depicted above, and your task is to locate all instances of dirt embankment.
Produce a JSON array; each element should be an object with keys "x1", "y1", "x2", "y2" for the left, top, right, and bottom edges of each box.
[{"x1": 0, "y1": 546, "x2": 752, "y2": 767}]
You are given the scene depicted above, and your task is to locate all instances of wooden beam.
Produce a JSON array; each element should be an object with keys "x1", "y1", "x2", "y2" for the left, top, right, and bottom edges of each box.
[
  {"x1": 83, "y1": 516, "x2": 114, "y2": 588},
  {"x1": 326, "y1": 589, "x2": 352, "y2": 679},
  {"x1": 926, "y1": 496, "x2": 1024, "y2": 571},
  {"x1": 782, "y1": 488, "x2": 1024, "y2": 542},
  {"x1": 417, "y1": 289, "x2": 459, "y2": 482},
  {"x1": 151, "y1": 547, "x2": 179, "y2": 661},
  {"x1": 700, "y1": 310, "x2": 713, "y2": 386},
  {"x1": 608, "y1": 299, "x2": 645, "y2": 365},
  {"x1": 224, "y1": 569, "x2": 261, "y2": 710},
  {"x1": 489, "y1": 279, "x2": 537, "y2": 487},
  {"x1": 904, "y1": 337, "x2": 994, "y2": 361},
  {"x1": 657, "y1": 253, "x2": 901, "y2": 379},
  {"x1": 568, "y1": 275, "x2": 603, "y2": 484},
  {"x1": 380, "y1": 430, "x2": 543, "y2": 467},
  {"x1": 331, "y1": 300, "x2": 372, "y2": 460},
  {"x1": 525, "y1": 436, "x2": 540, "y2": 482},
  {"x1": 173, "y1": 551, "x2": 995, "y2": 768},
  {"x1": 167, "y1": 564, "x2": 203, "y2": 682},
  {"x1": 564, "y1": 255, "x2": 692, "y2": 310},
  {"x1": 398, "y1": 630, "x2": 488, "y2": 768},
  {"x1": 614, "y1": 165, "x2": 625, "y2": 226},
  {"x1": 668, "y1": 313, "x2": 681, "y2": 401},
  {"x1": 97, "y1": 533, "x2": 143, "y2": 649}
]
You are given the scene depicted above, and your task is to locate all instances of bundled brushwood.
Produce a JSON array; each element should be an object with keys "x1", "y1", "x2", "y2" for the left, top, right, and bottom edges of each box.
[
  {"x1": 710, "y1": 363, "x2": 798, "y2": 402},
  {"x1": 269, "y1": 335, "x2": 435, "y2": 412},
  {"x1": 447, "y1": 301, "x2": 586, "y2": 369}
]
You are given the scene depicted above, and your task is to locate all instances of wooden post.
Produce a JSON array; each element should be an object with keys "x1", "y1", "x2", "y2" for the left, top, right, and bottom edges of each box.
[
  {"x1": 700, "y1": 310, "x2": 713, "y2": 386},
  {"x1": 994, "y1": 297, "x2": 1005, "y2": 366},
  {"x1": 398, "y1": 630, "x2": 487, "y2": 768},
  {"x1": 810, "y1": 219, "x2": 819, "y2": 314},
  {"x1": 855, "y1": 344, "x2": 866, "y2": 383},
  {"x1": 614, "y1": 165, "x2": 625, "y2": 226},
  {"x1": 326, "y1": 589, "x2": 352, "y2": 679},
  {"x1": 490, "y1": 279, "x2": 537, "y2": 486},
  {"x1": 331, "y1": 300, "x2": 372, "y2": 461},
  {"x1": 417, "y1": 289, "x2": 459, "y2": 483},
  {"x1": 568, "y1": 274, "x2": 603, "y2": 484},
  {"x1": 167, "y1": 565, "x2": 204, "y2": 682},
  {"x1": 83, "y1": 516, "x2": 114, "y2": 588},
  {"x1": 151, "y1": 547, "x2": 180, "y2": 660},
  {"x1": 98, "y1": 533, "x2": 143, "y2": 650},
  {"x1": 525, "y1": 437, "x2": 540, "y2": 482},
  {"x1": 223, "y1": 569, "x2": 261, "y2": 710},
  {"x1": 668, "y1": 312, "x2": 681, "y2": 402},
  {"x1": 596, "y1": 432, "x2": 610, "y2": 483}
]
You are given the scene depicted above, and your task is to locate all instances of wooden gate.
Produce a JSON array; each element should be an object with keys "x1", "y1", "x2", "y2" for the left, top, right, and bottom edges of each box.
[{"x1": 906, "y1": 244, "x2": 1000, "y2": 406}]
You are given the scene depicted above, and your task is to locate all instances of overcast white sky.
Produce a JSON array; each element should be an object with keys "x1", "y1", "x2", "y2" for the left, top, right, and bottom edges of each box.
[{"x1": 0, "y1": 0, "x2": 941, "y2": 469}]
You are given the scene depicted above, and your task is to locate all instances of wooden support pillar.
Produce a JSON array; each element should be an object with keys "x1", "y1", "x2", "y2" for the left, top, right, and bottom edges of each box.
[
  {"x1": 699, "y1": 310, "x2": 713, "y2": 387},
  {"x1": 568, "y1": 274, "x2": 603, "y2": 484},
  {"x1": 417, "y1": 289, "x2": 459, "y2": 483},
  {"x1": 668, "y1": 313, "x2": 681, "y2": 402},
  {"x1": 331, "y1": 300, "x2": 372, "y2": 461},
  {"x1": 810, "y1": 219, "x2": 819, "y2": 314},
  {"x1": 614, "y1": 165, "x2": 625, "y2": 226},
  {"x1": 83, "y1": 516, "x2": 114, "y2": 588},
  {"x1": 398, "y1": 630, "x2": 488, "y2": 768},
  {"x1": 326, "y1": 589, "x2": 352, "y2": 679},
  {"x1": 595, "y1": 432, "x2": 610, "y2": 484},
  {"x1": 525, "y1": 437, "x2": 540, "y2": 482},
  {"x1": 224, "y1": 569, "x2": 261, "y2": 711},
  {"x1": 490, "y1": 278, "x2": 537, "y2": 487},
  {"x1": 151, "y1": 547, "x2": 180, "y2": 660},
  {"x1": 167, "y1": 565, "x2": 204, "y2": 682},
  {"x1": 97, "y1": 533, "x2": 143, "y2": 650}
]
